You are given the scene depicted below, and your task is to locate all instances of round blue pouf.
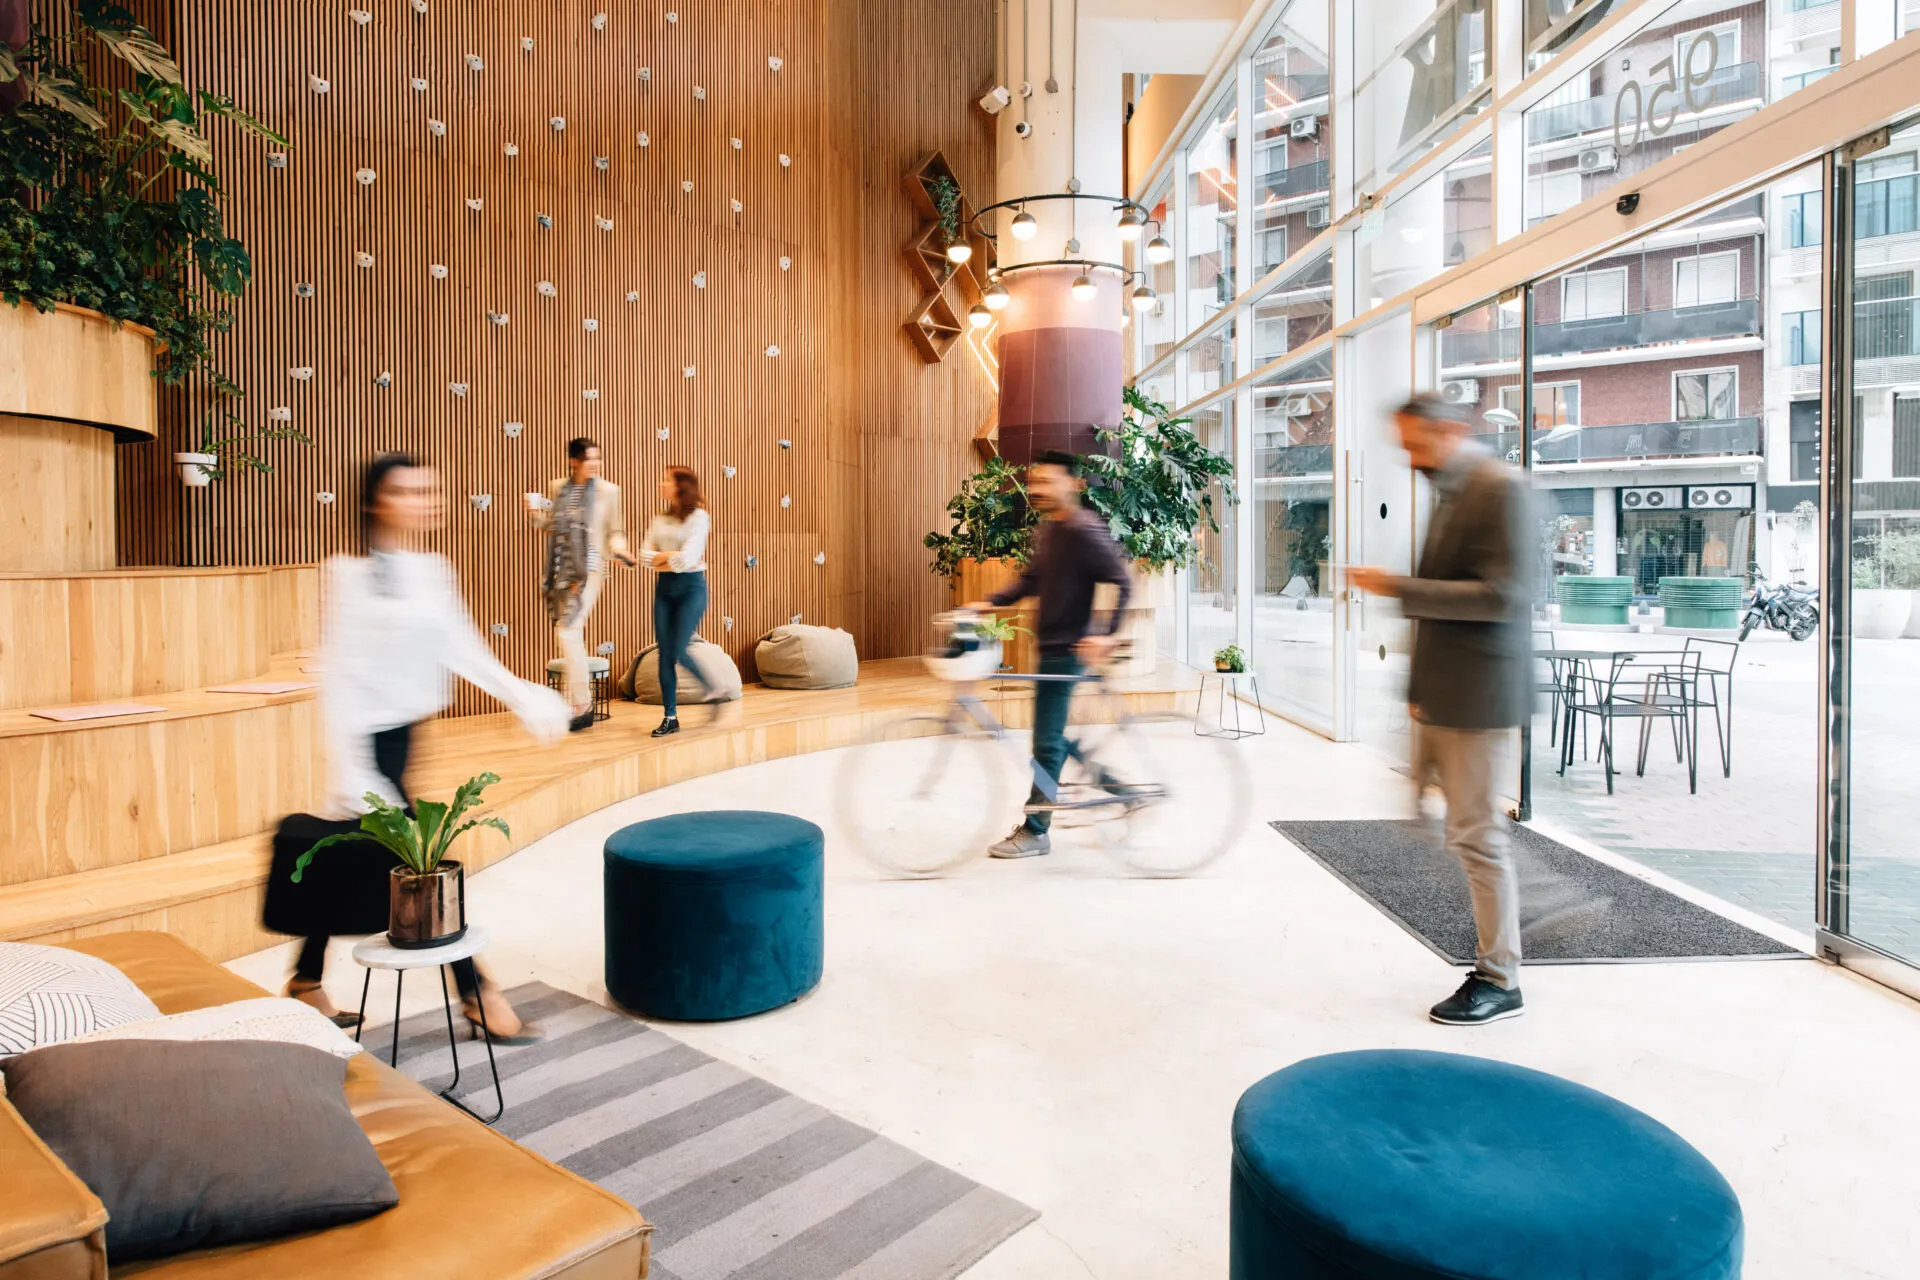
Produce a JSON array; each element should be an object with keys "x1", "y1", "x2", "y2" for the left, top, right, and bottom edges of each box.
[
  {"x1": 1230, "y1": 1050, "x2": 1743, "y2": 1280},
  {"x1": 603, "y1": 810, "x2": 824, "y2": 1021}
]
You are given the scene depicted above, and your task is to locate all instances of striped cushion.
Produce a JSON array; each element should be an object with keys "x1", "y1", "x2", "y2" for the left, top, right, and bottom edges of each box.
[{"x1": 0, "y1": 943, "x2": 162, "y2": 1058}]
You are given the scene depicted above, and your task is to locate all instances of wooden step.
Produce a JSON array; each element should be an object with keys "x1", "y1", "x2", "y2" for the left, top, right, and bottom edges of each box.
[{"x1": 0, "y1": 564, "x2": 319, "y2": 710}]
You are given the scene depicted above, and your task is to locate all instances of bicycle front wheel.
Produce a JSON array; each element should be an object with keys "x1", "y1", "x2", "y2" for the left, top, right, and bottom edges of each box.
[
  {"x1": 835, "y1": 714, "x2": 1014, "y2": 876},
  {"x1": 1075, "y1": 711, "x2": 1252, "y2": 876}
]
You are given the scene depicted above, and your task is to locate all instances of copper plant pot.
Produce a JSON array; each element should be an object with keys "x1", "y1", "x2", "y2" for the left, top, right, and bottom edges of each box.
[{"x1": 388, "y1": 862, "x2": 467, "y2": 949}]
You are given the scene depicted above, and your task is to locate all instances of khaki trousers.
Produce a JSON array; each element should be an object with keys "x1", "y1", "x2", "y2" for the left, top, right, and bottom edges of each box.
[
  {"x1": 555, "y1": 569, "x2": 605, "y2": 714},
  {"x1": 1410, "y1": 723, "x2": 1521, "y2": 989}
]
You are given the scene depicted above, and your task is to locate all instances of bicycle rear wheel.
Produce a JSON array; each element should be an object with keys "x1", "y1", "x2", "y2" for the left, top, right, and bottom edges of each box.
[
  {"x1": 1071, "y1": 711, "x2": 1251, "y2": 875},
  {"x1": 835, "y1": 714, "x2": 1014, "y2": 876}
]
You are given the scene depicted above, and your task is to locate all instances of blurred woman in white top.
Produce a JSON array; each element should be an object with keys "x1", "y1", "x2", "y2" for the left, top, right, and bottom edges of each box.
[
  {"x1": 638, "y1": 465, "x2": 710, "y2": 737},
  {"x1": 272, "y1": 453, "x2": 566, "y2": 1038}
]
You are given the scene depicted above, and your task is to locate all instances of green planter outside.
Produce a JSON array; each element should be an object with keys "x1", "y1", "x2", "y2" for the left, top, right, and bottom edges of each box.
[
  {"x1": 1658, "y1": 576, "x2": 1742, "y2": 630},
  {"x1": 1556, "y1": 575, "x2": 1633, "y2": 626}
]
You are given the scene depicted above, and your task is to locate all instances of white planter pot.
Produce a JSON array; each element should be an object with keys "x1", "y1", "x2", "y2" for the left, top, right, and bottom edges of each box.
[
  {"x1": 1854, "y1": 588, "x2": 1908, "y2": 640},
  {"x1": 1902, "y1": 590, "x2": 1920, "y2": 639},
  {"x1": 175, "y1": 452, "x2": 216, "y2": 486}
]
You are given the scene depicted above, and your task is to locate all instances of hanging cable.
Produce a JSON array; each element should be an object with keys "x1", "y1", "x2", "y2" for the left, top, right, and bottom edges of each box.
[{"x1": 1045, "y1": 0, "x2": 1058, "y2": 93}]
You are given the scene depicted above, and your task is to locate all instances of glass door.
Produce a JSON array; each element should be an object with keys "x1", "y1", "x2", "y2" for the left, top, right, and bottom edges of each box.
[
  {"x1": 1824, "y1": 118, "x2": 1920, "y2": 992},
  {"x1": 1342, "y1": 312, "x2": 1417, "y2": 756}
]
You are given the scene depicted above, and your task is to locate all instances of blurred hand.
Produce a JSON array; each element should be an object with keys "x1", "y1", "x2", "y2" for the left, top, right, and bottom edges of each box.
[
  {"x1": 1076, "y1": 633, "x2": 1118, "y2": 666},
  {"x1": 1347, "y1": 566, "x2": 1401, "y2": 597},
  {"x1": 651, "y1": 552, "x2": 674, "y2": 571},
  {"x1": 612, "y1": 550, "x2": 638, "y2": 569},
  {"x1": 522, "y1": 492, "x2": 544, "y2": 516},
  {"x1": 519, "y1": 685, "x2": 571, "y2": 745}
]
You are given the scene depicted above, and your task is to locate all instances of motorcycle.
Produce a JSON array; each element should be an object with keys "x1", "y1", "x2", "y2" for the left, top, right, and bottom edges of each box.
[{"x1": 1740, "y1": 568, "x2": 1819, "y2": 642}]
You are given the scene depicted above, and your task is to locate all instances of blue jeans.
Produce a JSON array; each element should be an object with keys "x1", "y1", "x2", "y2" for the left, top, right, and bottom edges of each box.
[
  {"x1": 653, "y1": 571, "x2": 707, "y2": 715},
  {"x1": 1024, "y1": 653, "x2": 1082, "y2": 834}
]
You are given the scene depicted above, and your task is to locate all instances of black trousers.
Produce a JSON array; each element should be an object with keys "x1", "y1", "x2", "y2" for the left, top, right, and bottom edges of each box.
[{"x1": 290, "y1": 724, "x2": 479, "y2": 998}]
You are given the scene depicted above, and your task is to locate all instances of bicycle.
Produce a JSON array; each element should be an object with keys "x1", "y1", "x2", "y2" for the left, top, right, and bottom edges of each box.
[{"x1": 835, "y1": 613, "x2": 1253, "y2": 876}]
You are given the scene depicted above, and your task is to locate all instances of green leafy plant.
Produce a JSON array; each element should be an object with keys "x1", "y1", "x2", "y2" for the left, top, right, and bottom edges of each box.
[
  {"x1": 924, "y1": 455, "x2": 1038, "y2": 576},
  {"x1": 1857, "y1": 526, "x2": 1920, "y2": 590},
  {"x1": 291, "y1": 772, "x2": 509, "y2": 883},
  {"x1": 1282, "y1": 500, "x2": 1330, "y2": 589},
  {"x1": 927, "y1": 175, "x2": 962, "y2": 248},
  {"x1": 1081, "y1": 384, "x2": 1237, "y2": 573},
  {"x1": 973, "y1": 614, "x2": 1030, "y2": 643},
  {"x1": 0, "y1": 3, "x2": 287, "y2": 385},
  {"x1": 1213, "y1": 644, "x2": 1246, "y2": 672},
  {"x1": 188, "y1": 370, "x2": 310, "y2": 479}
]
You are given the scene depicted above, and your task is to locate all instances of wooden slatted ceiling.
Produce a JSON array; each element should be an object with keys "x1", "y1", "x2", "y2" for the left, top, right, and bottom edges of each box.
[{"x1": 96, "y1": 0, "x2": 992, "y2": 715}]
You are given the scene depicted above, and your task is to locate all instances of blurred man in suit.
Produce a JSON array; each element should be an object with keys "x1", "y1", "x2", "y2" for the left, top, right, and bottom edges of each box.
[{"x1": 1350, "y1": 393, "x2": 1535, "y2": 1025}]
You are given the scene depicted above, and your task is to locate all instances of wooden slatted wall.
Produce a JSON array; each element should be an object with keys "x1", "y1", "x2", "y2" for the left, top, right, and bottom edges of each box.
[{"x1": 102, "y1": 0, "x2": 995, "y2": 714}]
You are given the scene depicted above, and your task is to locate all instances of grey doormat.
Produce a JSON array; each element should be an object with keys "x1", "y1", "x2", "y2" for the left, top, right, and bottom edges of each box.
[
  {"x1": 1271, "y1": 820, "x2": 1801, "y2": 963},
  {"x1": 380, "y1": 982, "x2": 1036, "y2": 1280}
]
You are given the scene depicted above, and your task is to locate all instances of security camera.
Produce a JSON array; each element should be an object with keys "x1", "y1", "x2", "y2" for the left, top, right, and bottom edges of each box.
[
  {"x1": 978, "y1": 85, "x2": 1011, "y2": 115},
  {"x1": 1014, "y1": 119, "x2": 1033, "y2": 139}
]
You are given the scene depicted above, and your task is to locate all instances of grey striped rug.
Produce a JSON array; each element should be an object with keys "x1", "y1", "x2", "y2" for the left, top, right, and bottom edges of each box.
[{"x1": 376, "y1": 981, "x2": 1036, "y2": 1280}]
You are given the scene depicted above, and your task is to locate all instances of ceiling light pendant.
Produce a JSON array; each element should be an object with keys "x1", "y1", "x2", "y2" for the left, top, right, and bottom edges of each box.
[
  {"x1": 983, "y1": 281, "x2": 1010, "y2": 311},
  {"x1": 1010, "y1": 208, "x2": 1038, "y2": 240},
  {"x1": 968, "y1": 303, "x2": 993, "y2": 329},
  {"x1": 947, "y1": 240, "x2": 973, "y2": 264},
  {"x1": 1145, "y1": 234, "x2": 1173, "y2": 264},
  {"x1": 1116, "y1": 207, "x2": 1144, "y2": 239},
  {"x1": 1070, "y1": 272, "x2": 1097, "y2": 302},
  {"x1": 1130, "y1": 284, "x2": 1158, "y2": 313}
]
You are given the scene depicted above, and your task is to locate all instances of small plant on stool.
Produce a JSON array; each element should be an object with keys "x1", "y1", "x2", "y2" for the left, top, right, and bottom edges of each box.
[{"x1": 1213, "y1": 644, "x2": 1247, "y2": 674}]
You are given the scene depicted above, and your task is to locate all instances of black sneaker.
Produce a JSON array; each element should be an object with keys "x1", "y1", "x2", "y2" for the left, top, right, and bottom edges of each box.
[
  {"x1": 650, "y1": 716, "x2": 680, "y2": 738},
  {"x1": 1428, "y1": 975, "x2": 1524, "y2": 1026},
  {"x1": 568, "y1": 710, "x2": 596, "y2": 733}
]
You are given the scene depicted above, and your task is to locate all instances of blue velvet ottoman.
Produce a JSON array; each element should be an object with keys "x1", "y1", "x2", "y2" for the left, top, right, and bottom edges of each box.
[
  {"x1": 603, "y1": 810, "x2": 824, "y2": 1021},
  {"x1": 1230, "y1": 1050, "x2": 1742, "y2": 1280}
]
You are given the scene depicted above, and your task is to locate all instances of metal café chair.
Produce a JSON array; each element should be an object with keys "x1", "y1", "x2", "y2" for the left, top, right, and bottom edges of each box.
[
  {"x1": 1533, "y1": 628, "x2": 1563, "y2": 747},
  {"x1": 1558, "y1": 650, "x2": 1702, "y2": 795},
  {"x1": 1651, "y1": 637, "x2": 1739, "y2": 778}
]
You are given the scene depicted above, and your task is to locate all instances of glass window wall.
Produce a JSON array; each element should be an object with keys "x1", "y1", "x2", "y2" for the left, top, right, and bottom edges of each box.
[
  {"x1": 1351, "y1": 134, "x2": 1493, "y2": 309},
  {"x1": 1250, "y1": 244, "x2": 1334, "y2": 367},
  {"x1": 1351, "y1": 0, "x2": 1491, "y2": 193},
  {"x1": 1137, "y1": 181, "x2": 1179, "y2": 369},
  {"x1": 1186, "y1": 399, "x2": 1239, "y2": 666},
  {"x1": 1185, "y1": 89, "x2": 1240, "y2": 332},
  {"x1": 1251, "y1": 3, "x2": 1333, "y2": 279},
  {"x1": 1251, "y1": 346, "x2": 1336, "y2": 723}
]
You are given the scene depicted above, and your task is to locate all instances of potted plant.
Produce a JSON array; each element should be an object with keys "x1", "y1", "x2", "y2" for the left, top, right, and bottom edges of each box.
[
  {"x1": 1213, "y1": 644, "x2": 1247, "y2": 674},
  {"x1": 975, "y1": 614, "x2": 1030, "y2": 677},
  {"x1": 176, "y1": 372, "x2": 309, "y2": 484},
  {"x1": 0, "y1": 9, "x2": 287, "y2": 389},
  {"x1": 928, "y1": 174, "x2": 962, "y2": 269},
  {"x1": 290, "y1": 772, "x2": 509, "y2": 949}
]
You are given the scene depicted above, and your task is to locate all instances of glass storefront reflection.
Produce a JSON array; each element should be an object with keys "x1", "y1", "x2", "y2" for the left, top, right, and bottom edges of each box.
[
  {"x1": 1252, "y1": 346, "x2": 1336, "y2": 724},
  {"x1": 1251, "y1": 2, "x2": 1332, "y2": 279},
  {"x1": 1352, "y1": 0, "x2": 1491, "y2": 191},
  {"x1": 1351, "y1": 134, "x2": 1493, "y2": 308},
  {"x1": 1187, "y1": 400, "x2": 1239, "y2": 666},
  {"x1": 1186, "y1": 89, "x2": 1239, "y2": 331}
]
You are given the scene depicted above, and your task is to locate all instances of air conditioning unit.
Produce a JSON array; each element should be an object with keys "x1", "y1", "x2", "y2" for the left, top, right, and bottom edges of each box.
[
  {"x1": 1441, "y1": 379, "x2": 1479, "y2": 405},
  {"x1": 1687, "y1": 484, "x2": 1755, "y2": 510},
  {"x1": 1290, "y1": 114, "x2": 1319, "y2": 140},
  {"x1": 1284, "y1": 395, "x2": 1316, "y2": 418},
  {"x1": 1577, "y1": 145, "x2": 1618, "y2": 174},
  {"x1": 1305, "y1": 204, "x2": 1330, "y2": 228},
  {"x1": 1620, "y1": 485, "x2": 1684, "y2": 511}
]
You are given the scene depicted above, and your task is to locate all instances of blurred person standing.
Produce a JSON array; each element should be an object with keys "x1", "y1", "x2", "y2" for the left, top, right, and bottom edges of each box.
[
  {"x1": 637, "y1": 466, "x2": 711, "y2": 738},
  {"x1": 525, "y1": 437, "x2": 635, "y2": 732},
  {"x1": 966, "y1": 450, "x2": 1132, "y2": 859},
  {"x1": 266, "y1": 453, "x2": 570, "y2": 1039},
  {"x1": 1349, "y1": 393, "x2": 1535, "y2": 1026}
]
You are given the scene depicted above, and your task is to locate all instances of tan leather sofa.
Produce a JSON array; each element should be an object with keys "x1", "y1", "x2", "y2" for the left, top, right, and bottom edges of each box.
[{"x1": 0, "y1": 933, "x2": 651, "y2": 1279}]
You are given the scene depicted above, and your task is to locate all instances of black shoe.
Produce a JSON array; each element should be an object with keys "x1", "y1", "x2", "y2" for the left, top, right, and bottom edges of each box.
[
  {"x1": 651, "y1": 716, "x2": 680, "y2": 738},
  {"x1": 568, "y1": 710, "x2": 596, "y2": 733},
  {"x1": 1428, "y1": 975, "x2": 1524, "y2": 1026}
]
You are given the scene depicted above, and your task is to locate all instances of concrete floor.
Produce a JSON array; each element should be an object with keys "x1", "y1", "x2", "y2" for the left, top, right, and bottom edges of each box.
[{"x1": 232, "y1": 712, "x2": 1920, "y2": 1279}]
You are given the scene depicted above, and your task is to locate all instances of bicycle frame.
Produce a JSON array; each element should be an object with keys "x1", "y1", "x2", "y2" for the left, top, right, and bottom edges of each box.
[{"x1": 935, "y1": 671, "x2": 1165, "y2": 817}]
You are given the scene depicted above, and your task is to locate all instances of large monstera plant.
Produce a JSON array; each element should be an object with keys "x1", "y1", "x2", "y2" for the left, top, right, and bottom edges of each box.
[{"x1": 0, "y1": 1, "x2": 286, "y2": 386}]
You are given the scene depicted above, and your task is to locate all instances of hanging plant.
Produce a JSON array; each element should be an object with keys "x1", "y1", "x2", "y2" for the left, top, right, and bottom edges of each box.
[{"x1": 0, "y1": 4, "x2": 286, "y2": 385}]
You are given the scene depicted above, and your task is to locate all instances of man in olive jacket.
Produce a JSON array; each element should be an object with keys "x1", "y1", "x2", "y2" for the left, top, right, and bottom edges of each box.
[{"x1": 1350, "y1": 392, "x2": 1536, "y2": 1026}]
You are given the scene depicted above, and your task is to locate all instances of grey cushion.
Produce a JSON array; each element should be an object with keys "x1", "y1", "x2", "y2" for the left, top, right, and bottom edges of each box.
[
  {"x1": 5, "y1": 1039, "x2": 398, "y2": 1260},
  {"x1": 755, "y1": 625, "x2": 858, "y2": 690},
  {"x1": 620, "y1": 639, "x2": 743, "y2": 704}
]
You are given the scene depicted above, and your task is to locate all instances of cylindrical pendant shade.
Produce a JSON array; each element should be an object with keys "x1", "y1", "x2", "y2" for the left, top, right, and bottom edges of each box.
[{"x1": 992, "y1": 266, "x2": 1124, "y2": 466}]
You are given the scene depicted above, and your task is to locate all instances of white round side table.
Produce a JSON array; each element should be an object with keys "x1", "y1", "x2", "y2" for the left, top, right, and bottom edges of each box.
[
  {"x1": 351, "y1": 925, "x2": 503, "y2": 1124},
  {"x1": 1195, "y1": 670, "x2": 1267, "y2": 740}
]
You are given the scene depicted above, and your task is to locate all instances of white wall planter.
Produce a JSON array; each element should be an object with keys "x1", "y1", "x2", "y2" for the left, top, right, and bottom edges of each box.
[{"x1": 175, "y1": 451, "x2": 217, "y2": 486}]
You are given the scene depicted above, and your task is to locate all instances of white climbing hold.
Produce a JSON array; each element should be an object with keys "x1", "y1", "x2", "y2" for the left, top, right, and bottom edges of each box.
[
  {"x1": 504, "y1": 421, "x2": 524, "y2": 437},
  {"x1": 765, "y1": 345, "x2": 780, "y2": 357},
  {"x1": 410, "y1": 0, "x2": 426, "y2": 12},
  {"x1": 289, "y1": 366, "x2": 314, "y2": 380},
  {"x1": 309, "y1": 74, "x2": 330, "y2": 94},
  {"x1": 778, "y1": 438, "x2": 792, "y2": 449},
  {"x1": 521, "y1": 35, "x2": 533, "y2": 52},
  {"x1": 723, "y1": 616, "x2": 735, "y2": 631},
  {"x1": 469, "y1": 494, "x2": 492, "y2": 511},
  {"x1": 681, "y1": 179, "x2": 693, "y2": 193},
  {"x1": 780, "y1": 494, "x2": 791, "y2": 508},
  {"x1": 354, "y1": 250, "x2": 374, "y2": 268},
  {"x1": 745, "y1": 555, "x2": 758, "y2": 568},
  {"x1": 779, "y1": 256, "x2": 792, "y2": 271},
  {"x1": 583, "y1": 318, "x2": 598, "y2": 333},
  {"x1": 536, "y1": 213, "x2": 553, "y2": 229},
  {"x1": 503, "y1": 141, "x2": 518, "y2": 156},
  {"x1": 595, "y1": 215, "x2": 614, "y2": 231},
  {"x1": 428, "y1": 118, "x2": 446, "y2": 136},
  {"x1": 730, "y1": 137, "x2": 742, "y2": 150},
  {"x1": 693, "y1": 85, "x2": 706, "y2": 100},
  {"x1": 466, "y1": 196, "x2": 483, "y2": 211},
  {"x1": 594, "y1": 155, "x2": 610, "y2": 171},
  {"x1": 295, "y1": 282, "x2": 315, "y2": 297},
  {"x1": 269, "y1": 406, "x2": 292, "y2": 421},
  {"x1": 464, "y1": 53, "x2": 483, "y2": 71},
  {"x1": 722, "y1": 465, "x2": 736, "y2": 478},
  {"x1": 637, "y1": 131, "x2": 650, "y2": 147},
  {"x1": 597, "y1": 640, "x2": 616, "y2": 656},
  {"x1": 490, "y1": 623, "x2": 509, "y2": 637},
  {"x1": 410, "y1": 76, "x2": 428, "y2": 92},
  {"x1": 683, "y1": 365, "x2": 697, "y2": 379},
  {"x1": 625, "y1": 290, "x2": 640, "y2": 303},
  {"x1": 582, "y1": 388, "x2": 600, "y2": 400},
  {"x1": 656, "y1": 427, "x2": 670, "y2": 440},
  {"x1": 348, "y1": 9, "x2": 371, "y2": 24},
  {"x1": 268, "y1": 152, "x2": 288, "y2": 168},
  {"x1": 537, "y1": 280, "x2": 557, "y2": 297},
  {"x1": 730, "y1": 199, "x2": 742, "y2": 213},
  {"x1": 317, "y1": 491, "x2": 336, "y2": 504},
  {"x1": 374, "y1": 371, "x2": 392, "y2": 387},
  {"x1": 592, "y1": 12, "x2": 607, "y2": 30},
  {"x1": 666, "y1": 11, "x2": 678, "y2": 23},
  {"x1": 779, "y1": 153, "x2": 791, "y2": 168},
  {"x1": 549, "y1": 115, "x2": 566, "y2": 131},
  {"x1": 448, "y1": 381, "x2": 468, "y2": 397},
  {"x1": 789, "y1": 614, "x2": 803, "y2": 625},
  {"x1": 692, "y1": 271, "x2": 707, "y2": 289},
  {"x1": 429, "y1": 263, "x2": 448, "y2": 279},
  {"x1": 488, "y1": 311, "x2": 508, "y2": 326},
  {"x1": 814, "y1": 552, "x2": 826, "y2": 565},
  {"x1": 638, "y1": 66, "x2": 650, "y2": 81},
  {"x1": 768, "y1": 55, "x2": 783, "y2": 71}
]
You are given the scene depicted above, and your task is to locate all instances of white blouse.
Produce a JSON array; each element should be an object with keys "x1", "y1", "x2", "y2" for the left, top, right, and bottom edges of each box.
[
  {"x1": 316, "y1": 551, "x2": 568, "y2": 817},
  {"x1": 639, "y1": 508, "x2": 711, "y2": 572}
]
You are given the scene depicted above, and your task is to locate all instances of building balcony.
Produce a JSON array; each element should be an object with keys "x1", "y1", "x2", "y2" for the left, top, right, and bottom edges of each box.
[
  {"x1": 1441, "y1": 298, "x2": 1762, "y2": 366},
  {"x1": 1526, "y1": 63, "x2": 1763, "y2": 145},
  {"x1": 1254, "y1": 158, "x2": 1331, "y2": 205},
  {"x1": 1779, "y1": 0, "x2": 1841, "y2": 43},
  {"x1": 1474, "y1": 417, "x2": 1762, "y2": 466},
  {"x1": 1257, "y1": 442, "x2": 1334, "y2": 479}
]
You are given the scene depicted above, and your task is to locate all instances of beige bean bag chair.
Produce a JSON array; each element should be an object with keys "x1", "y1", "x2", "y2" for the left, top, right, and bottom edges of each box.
[
  {"x1": 755, "y1": 624, "x2": 858, "y2": 690},
  {"x1": 619, "y1": 638, "x2": 744, "y2": 704}
]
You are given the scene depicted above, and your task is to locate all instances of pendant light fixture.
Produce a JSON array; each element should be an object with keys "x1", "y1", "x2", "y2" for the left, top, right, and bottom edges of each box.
[
  {"x1": 1116, "y1": 206, "x2": 1144, "y2": 239},
  {"x1": 1145, "y1": 233, "x2": 1173, "y2": 264},
  {"x1": 947, "y1": 239, "x2": 973, "y2": 264},
  {"x1": 1070, "y1": 271, "x2": 1097, "y2": 302},
  {"x1": 1010, "y1": 207, "x2": 1038, "y2": 240},
  {"x1": 1130, "y1": 283, "x2": 1158, "y2": 313},
  {"x1": 968, "y1": 303, "x2": 993, "y2": 329},
  {"x1": 984, "y1": 280, "x2": 1010, "y2": 311}
]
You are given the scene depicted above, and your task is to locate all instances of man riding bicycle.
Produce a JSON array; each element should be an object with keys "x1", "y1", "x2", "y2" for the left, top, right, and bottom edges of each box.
[{"x1": 966, "y1": 450, "x2": 1132, "y2": 859}]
